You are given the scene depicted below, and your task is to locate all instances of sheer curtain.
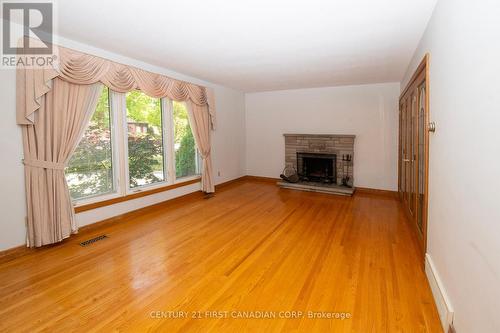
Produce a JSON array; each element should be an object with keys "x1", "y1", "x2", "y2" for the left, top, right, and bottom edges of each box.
[
  {"x1": 22, "y1": 78, "x2": 102, "y2": 247},
  {"x1": 187, "y1": 102, "x2": 215, "y2": 193}
]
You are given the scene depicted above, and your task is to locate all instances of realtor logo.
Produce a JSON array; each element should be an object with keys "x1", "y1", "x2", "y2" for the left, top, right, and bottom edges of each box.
[{"x1": 1, "y1": 1, "x2": 56, "y2": 68}]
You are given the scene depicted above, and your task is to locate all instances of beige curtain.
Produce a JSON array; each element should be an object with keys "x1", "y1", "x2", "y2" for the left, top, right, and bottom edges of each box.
[
  {"x1": 205, "y1": 87, "x2": 216, "y2": 130},
  {"x1": 16, "y1": 43, "x2": 217, "y2": 246},
  {"x1": 187, "y1": 102, "x2": 215, "y2": 193},
  {"x1": 22, "y1": 78, "x2": 103, "y2": 247}
]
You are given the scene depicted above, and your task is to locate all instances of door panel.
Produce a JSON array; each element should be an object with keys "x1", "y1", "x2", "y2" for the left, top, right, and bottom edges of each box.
[
  {"x1": 417, "y1": 83, "x2": 426, "y2": 235},
  {"x1": 405, "y1": 98, "x2": 411, "y2": 208},
  {"x1": 410, "y1": 93, "x2": 417, "y2": 218},
  {"x1": 400, "y1": 101, "x2": 406, "y2": 201}
]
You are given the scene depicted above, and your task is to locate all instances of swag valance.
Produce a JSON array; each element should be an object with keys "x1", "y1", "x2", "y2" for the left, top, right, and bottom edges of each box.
[{"x1": 16, "y1": 45, "x2": 216, "y2": 128}]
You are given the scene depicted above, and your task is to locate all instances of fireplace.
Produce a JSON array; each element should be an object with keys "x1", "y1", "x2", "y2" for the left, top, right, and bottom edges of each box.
[
  {"x1": 279, "y1": 134, "x2": 355, "y2": 195},
  {"x1": 297, "y1": 152, "x2": 336, "y2": 183}
]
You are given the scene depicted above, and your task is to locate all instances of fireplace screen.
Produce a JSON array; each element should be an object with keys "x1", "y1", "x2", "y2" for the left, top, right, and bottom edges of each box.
[{"x1": 297, "y1": 152, "x2": 336, "y2": 183}]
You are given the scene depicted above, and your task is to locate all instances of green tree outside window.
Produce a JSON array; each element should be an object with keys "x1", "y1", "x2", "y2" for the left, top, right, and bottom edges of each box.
[{"x1": 173, "y1": 101, "x2": 198, "y2": 178}]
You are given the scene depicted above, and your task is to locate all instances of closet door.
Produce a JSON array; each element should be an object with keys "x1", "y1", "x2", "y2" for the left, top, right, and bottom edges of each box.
[
  {"x1": 398, "y1": 55, "x2": 430, "y2": 255},
  {"x1": 400, "y1": 90, "x2": 419, "y2": 223},
  {"x1": 399, "y1": 101, "x2": 406, "y2": 201},
  {"x1": 401, "y1": 98, "x2": 409, "y2": 207},
  {"x1": 409, "y1": 92, "x2": 418, "y2": 219},
  {"x1": 404, "y1": 96, "x2": 412, "y2": 211},
  {"x1": 416, "y1": 82, "x2": 427, "y2": 237}
]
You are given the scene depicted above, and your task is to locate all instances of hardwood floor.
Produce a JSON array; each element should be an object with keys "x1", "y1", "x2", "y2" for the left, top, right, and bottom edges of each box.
[{"x1": 0, "y1": 179, "x2": 442, "y2": 332}]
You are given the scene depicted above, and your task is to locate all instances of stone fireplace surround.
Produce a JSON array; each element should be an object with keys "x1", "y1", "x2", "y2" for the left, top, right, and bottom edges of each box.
[{"x1": 284, "y1": 134, "x2": 355, "y2": 187}]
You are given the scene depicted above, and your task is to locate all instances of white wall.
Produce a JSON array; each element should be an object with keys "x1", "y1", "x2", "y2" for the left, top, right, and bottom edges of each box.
[
  {"x1": 0, "y1": 34, "x2": 246, "y2": 251},
  {"x1": 0, "y1": 68, "x2": 28, "y2": 250},
  {"x1": 245, "y1": 83, "x2": 399, "y2": 190},
  {"x1": 401, "y1": 0, "x2": 500, "y2": 332}
]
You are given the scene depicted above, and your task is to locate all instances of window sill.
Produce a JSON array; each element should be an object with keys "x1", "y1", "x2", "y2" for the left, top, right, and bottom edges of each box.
[
  {"x1": 174, "y1": 174, "x2": 202, "y2": 184},
  {"x1": 74, "y1": 177, "x2": 201, "y2": 213}
]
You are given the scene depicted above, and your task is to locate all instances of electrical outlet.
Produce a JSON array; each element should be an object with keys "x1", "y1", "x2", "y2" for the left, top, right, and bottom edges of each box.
[{"x1": 217, "y1": 171, "x2": 221, "y2": 177}]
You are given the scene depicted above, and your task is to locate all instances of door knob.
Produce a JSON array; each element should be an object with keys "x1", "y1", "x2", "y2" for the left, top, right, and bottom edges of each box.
[{"x1": 429, "y1": 122, "x2": 436, "y2": 132}]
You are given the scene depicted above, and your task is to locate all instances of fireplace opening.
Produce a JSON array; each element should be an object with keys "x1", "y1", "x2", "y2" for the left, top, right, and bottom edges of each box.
[{"x1": 297, "y1": 152, "x2": 336, "y2": 183}]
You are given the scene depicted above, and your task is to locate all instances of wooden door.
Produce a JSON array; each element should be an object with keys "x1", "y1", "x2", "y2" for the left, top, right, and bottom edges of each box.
[
  {"x1": 398, "y1": 55, "x2": 429, "y2": 254},
  {"x1": 410, "y1": 92, "x2": 418, "y2": 219},
  {"x1": 416, "y1": 82, "x2": 427, "y2": 237},
  {"x1": 399, "y1": 100, "x2": 407, "y2": 202},
  {"x1": 398, "y1": 103, "x2": 405, "y2": 199}
]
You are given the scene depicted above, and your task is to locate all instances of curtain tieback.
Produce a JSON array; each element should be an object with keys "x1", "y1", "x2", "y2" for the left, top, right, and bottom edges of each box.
[
  {"x1": 199, "y1": 149, "x2": 211, "y2": 159},
  {"x1": 23, "y1": 159, "x2": 66, "y2": 170}
]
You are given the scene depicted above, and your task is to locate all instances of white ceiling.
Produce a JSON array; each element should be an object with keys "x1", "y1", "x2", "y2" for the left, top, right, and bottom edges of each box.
[{"x1": 54, "y1": 0, "x2": 436, "y2": 92}]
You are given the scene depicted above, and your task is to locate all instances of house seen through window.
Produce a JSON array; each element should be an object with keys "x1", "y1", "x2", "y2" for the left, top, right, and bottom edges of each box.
[{"x1": 126, "y1": 91, "x2": 165, "y2": 188}]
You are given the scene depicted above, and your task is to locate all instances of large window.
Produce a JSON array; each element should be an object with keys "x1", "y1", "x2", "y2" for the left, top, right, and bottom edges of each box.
[
  {"x1": 173, "y1": 101, "x2": 199, "y2": 179},
  {"x1": 66, "y1": 87, "x2": 115, "y2": 200},
  {"x1": 66, "y1": 88, "x2": 201, "y2": 204},
  {"x1": 126, "y1": 91, "x2": 164, "y2": 188}
]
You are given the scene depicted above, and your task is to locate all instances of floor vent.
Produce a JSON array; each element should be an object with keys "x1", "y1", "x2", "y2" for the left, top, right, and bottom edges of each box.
[{"x1": 80, "y1": 235, "x2": 108, "y2": 247}]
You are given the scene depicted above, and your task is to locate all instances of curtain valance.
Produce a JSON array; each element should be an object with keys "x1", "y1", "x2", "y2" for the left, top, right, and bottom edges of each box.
[{"x1": 16, "y1": 45, "x2": 216, "y2": 127}]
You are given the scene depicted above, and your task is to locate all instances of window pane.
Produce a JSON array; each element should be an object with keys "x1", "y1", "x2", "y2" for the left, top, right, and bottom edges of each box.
[
  {"x1": 173, "y1": 101, "x2": 199, "y2": 179},
  {"x1": 126, "y1": 91, "x2": 164, "y2": 188},
  {"x1": 66, "y1": 87, "x2": 114, "y2": 200}
]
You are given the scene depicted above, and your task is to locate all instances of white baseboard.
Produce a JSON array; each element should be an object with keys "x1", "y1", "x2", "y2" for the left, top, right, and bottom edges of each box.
[{"x1": 425, "y1": 253, "x2": 454, "y2": 332}]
